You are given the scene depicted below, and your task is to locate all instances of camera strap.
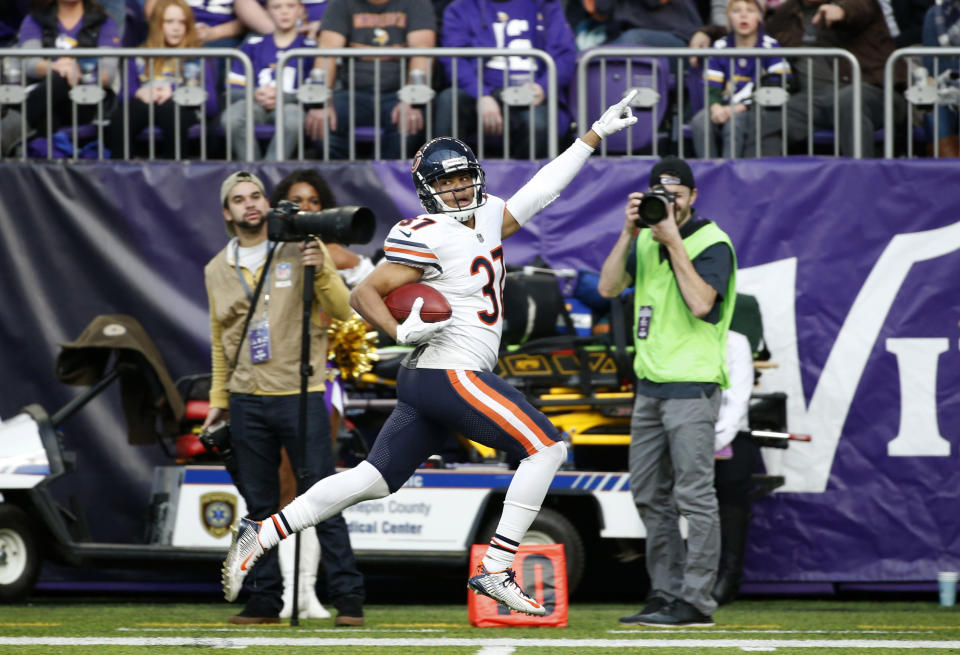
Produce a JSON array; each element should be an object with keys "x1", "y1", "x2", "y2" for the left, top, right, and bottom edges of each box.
[{"x1": 228, "y1": 242, "x2": 278, "y2": 377}]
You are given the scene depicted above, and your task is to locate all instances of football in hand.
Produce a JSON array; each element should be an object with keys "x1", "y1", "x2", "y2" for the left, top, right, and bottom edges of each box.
[{"x1": 384, "y1": 283, "x2": 452, "y2": 323}]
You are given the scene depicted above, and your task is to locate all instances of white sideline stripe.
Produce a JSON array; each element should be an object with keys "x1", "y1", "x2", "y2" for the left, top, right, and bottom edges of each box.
[
  {"x1": 115, "y1": 628, "x2": 932, "y2": 636},
  {"x1": 3, "y1": 637, "x2": 960, "y2": 649},
  {"x1": 608, "y1": 630, "x2": 928, "y2": 635},
  {"x1": 116, "y1": 628, "x2": 449, "y2": 633},
  {"x1": 476, "y1": 647, "x2": 516, "y2": 655}
]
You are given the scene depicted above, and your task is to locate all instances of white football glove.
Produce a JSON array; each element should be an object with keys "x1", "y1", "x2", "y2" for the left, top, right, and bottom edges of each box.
[
  {"x1": 395, "y1": 296, "x2": 453, "y2": 346},
  {"x1": 591, "y1": 88, "x2": 639, "y2": 139}
]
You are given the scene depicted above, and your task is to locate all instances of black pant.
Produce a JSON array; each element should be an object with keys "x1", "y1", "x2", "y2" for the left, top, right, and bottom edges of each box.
[
  {"x1": 105, "y1": 97, "x2": 200, "y2": 159},
  {"x1": 26, "y1": 74, "x2": 113, "y2": 136},
  {"x1": 229, "y1": 392, "x2": 365, "y2": 614},
  {"x1": 714, "y1": 433, "x2": 760, "y2": 506}
]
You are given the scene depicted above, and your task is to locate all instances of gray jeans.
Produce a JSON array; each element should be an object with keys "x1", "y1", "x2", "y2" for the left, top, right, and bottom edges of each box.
[
  {"x1": 221, "y1": 99, "x2": 304, "y2": 161},
  {"x1": 629, "y1": 389, "x2": 722, "y2": 615},
  {"x1": 748, "y1": 81, "x2": 904, "y2": 158},
  {"x1": 690, "y1": 106, "x2": 784, "y2": 158}
]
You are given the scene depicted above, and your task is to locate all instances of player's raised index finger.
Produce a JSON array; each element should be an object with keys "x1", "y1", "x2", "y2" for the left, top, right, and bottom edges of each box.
[{"x1": 618, "y1": 88, "x2": 638, "y2": 107}]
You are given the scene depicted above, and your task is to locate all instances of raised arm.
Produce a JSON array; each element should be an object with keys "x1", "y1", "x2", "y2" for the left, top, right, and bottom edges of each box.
[
  {"x1": 501, "y1": 89, "x2": 639, "y2": 239},
  {"x1": 597, "y1": 198, "x2": 639, "y2": 298}
]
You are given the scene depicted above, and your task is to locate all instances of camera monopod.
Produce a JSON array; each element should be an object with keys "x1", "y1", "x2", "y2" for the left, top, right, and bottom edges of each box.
[{"x1": 287, "y1": 206, "x2": 375, "y2": 626}]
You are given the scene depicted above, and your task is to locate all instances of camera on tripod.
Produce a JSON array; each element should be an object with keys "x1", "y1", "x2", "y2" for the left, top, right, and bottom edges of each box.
[
  {"x1": 267, "y1": 200, "x2": 376, "y2": 245},
  {"x1": 635, "y1": 184, "x2": 676, "y2": 228}
]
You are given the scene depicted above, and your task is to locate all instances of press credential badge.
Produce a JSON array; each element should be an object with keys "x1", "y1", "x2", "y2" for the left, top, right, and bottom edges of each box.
[
  {"x1": 636, "y1": 305, "x2": 652, "y2": 339},
  {"x1": 249, "y1": 318, "x2": 272, "y2": 363}
]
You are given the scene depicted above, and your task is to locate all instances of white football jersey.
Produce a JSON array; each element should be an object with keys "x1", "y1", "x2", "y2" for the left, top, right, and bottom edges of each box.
[{"x1": 383, "y1": 195, "x2": 508, "y2": 372}]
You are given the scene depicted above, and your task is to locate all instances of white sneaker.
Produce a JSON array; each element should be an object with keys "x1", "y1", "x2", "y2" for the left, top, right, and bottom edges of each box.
[
  {"x1": 467, "y1": 563, "x2": 546, "y2": 616},
  {"x1": 222, "y1": 517, "x2": 265, "y2": 602}
]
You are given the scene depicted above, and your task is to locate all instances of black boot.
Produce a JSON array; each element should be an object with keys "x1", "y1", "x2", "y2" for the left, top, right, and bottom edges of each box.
[{"x1": 712, "y1": 503, "x2": 750, "y2": 605}]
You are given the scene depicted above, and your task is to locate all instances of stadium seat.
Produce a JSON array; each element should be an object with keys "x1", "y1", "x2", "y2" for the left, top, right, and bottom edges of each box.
[{"x1": 579, "y1": 48, "x2": 670, "y2": 154}]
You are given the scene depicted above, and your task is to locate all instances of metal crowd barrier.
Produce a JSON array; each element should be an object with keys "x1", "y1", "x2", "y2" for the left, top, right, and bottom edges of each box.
[
  {"x1": 274, "y1": 47, "x2": 559, "y2": 162},
  {"x1": 0, "y1": 48, "x2": 254, "y2": 161},
  {"x1": 1, "y1": 45, "x2": 880, "y2": 162},
  {"x1": 884, "y1": 46, "x2": 960, "y2": 159},
  {"x1": 576, "y1": 47, "x2": 862, "y2": 159}
]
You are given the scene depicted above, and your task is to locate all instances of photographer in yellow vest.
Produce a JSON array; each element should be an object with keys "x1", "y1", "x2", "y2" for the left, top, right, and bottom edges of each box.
[{"x1": 598, "y1": 156, "x2": 736, "y2": 628}]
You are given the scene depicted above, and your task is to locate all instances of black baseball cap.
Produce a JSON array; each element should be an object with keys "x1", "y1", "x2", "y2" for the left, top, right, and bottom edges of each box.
[{"x1": 649, "y1": 156, "x2": 695, "y2": 189}]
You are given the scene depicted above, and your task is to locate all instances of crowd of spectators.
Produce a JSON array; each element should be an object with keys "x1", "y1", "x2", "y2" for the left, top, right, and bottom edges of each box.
[{"x1": 0, "y1": 0, "x2": 954, "y2": 159}]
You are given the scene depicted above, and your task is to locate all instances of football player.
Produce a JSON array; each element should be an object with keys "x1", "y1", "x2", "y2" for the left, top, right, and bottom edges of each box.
[{"x1": 222, "y1": 90, "x2": 639, "y2": 616}]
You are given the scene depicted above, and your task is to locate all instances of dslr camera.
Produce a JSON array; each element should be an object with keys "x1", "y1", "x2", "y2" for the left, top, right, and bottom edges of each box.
[
  {"x1": 635, "y1": 185, "x2": 676, "y2": 228},
  {"x1": 267, "y1": 200, "x2": 376, "y2": 245}
]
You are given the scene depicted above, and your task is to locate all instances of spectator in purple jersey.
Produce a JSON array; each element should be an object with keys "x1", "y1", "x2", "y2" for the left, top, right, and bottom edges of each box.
[
  {"x1": 105, "y1": 0, "x2": 218, "y2": 158},
  {"x1": 435, "y1": 0, "x2": 576, "y2": 159},
  {"x1": 0, "y1": 0, "x2": 120, "y2": 154},
  {"x1": 689, "y1": 0, "x2": 791, "y2": 158},
  {"x1": 304, "y1": 0, "x2": 436, "y2": 159},
  {"x1": 145, "y1": 0, "x2": 244, "y2": 45},
  {"x1": 222, "y1": 0, "x2": 315, "y2": 159}
]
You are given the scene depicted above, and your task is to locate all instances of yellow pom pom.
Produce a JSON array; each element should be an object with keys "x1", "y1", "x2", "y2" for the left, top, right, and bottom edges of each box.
[{"x1": 328, "y1": 314, "x2": 379, "y2": 380}]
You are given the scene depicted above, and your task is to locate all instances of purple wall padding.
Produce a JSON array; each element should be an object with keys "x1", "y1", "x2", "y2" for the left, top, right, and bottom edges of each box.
[{"x1": 1, "y1": 156, "x2": 957, "y2": 584}]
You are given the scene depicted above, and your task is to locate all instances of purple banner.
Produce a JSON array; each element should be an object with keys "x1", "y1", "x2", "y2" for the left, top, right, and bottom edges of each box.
[{"x1": 1, "y1": 157, "x2": 958, "y2": 584}]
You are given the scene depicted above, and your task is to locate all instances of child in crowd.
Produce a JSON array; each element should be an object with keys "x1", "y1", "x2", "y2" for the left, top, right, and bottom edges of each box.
[
  {"x1": 105, "y1": 0, "x2": 218, "y2": 159},
  {"x1": 145, "y1": 0, "x2": 245, "y2": 45},
  {"x1": 689, "y1": 0, "x2": 790, "y2": 158},
  {"x1": 221, "y1": 0, "x2": 314, "y2": 160}
]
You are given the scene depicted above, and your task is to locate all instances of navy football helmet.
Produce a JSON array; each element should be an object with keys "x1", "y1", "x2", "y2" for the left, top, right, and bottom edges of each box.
[{"x1": 411, "y1": 137, "x2": 486, "y2": 222}]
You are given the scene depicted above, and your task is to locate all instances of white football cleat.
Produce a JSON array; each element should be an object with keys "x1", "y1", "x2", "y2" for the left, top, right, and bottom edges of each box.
[
  {"x1": 222, "y1": 517, "x2": 265, "y2": 602},
  {"x1": 467, "y1": 563, "x2": 546, "y2": 616}
]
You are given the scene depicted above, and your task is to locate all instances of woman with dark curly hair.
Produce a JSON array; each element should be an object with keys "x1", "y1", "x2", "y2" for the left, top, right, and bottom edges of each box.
[{"x1": 271, "y1": 169, "x2": 376, "y2": 285}]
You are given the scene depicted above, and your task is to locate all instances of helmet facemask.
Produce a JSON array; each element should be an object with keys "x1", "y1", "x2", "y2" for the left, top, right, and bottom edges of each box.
[{"x1": 427, "y1": 170, "x2": 484, "y2": 222}]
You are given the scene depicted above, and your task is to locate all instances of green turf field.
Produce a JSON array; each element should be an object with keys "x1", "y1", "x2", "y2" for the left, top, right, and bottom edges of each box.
[{"x1": 1, "y1": 599, "x2": 959, "y2": 654}]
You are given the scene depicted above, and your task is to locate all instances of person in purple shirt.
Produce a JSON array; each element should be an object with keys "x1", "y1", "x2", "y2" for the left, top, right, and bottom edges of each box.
[
  {"x1": 145, "y1": 0, "x2": 245, "y2": 45},
  {"x1": 0, "y1": 0, "x2": 120, "y2": 153},
  {"x1": 105, "y1": 0, "x2": 219, "y2": 158},
  {"x1": 689, "y1": 0, "x2": 790, "y2": 158},
  {"x1": 222, "y1": 0, "x2": 315, "y2": 160},
  {"x1": 435, "y1": 0, "x2": 576, "y2": 159}
]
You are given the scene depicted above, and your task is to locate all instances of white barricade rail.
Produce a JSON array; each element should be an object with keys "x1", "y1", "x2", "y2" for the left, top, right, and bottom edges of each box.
[
  {"x1": 274, "y1": 47, "x2": 559, "y2": 162},
  {"x1": 0, "y1": 48, "x2": 254, "y2": 161},
  {"x1": 885, "y1": 46, "x2": 960, "y2": 159},
  {"x1": 577, "y1": 47, "x2": 861, "y2": 159}
]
